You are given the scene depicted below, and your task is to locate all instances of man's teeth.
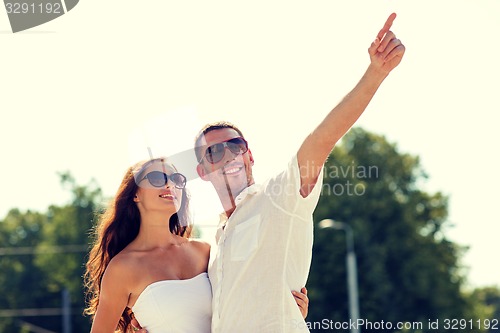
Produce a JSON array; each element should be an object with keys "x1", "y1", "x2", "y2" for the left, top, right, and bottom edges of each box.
[{"x1": 224, "y1": 167, "x2": 242, "y2": 174}]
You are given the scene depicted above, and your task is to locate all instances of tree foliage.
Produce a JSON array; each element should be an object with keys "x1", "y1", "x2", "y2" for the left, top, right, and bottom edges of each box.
[
  {"x1": 0, "y1": 172, "x2": 101, "y2": 332},
  {"x1": 0, "y1": 209, "x2": 49, "y2": 332},
  {"x1": 308, "y1": 127, "x2": 495, "y2": 332}
]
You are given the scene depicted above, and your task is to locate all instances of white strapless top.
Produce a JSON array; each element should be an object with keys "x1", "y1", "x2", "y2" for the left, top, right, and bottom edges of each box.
[{"x1": 132, "y1": 273, "x2": 212, "y2": 333}]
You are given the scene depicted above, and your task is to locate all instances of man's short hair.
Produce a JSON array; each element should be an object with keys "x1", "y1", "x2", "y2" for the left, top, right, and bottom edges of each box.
[{"x1": 194, "y1": 121, "x2": 245, "y2": 162}]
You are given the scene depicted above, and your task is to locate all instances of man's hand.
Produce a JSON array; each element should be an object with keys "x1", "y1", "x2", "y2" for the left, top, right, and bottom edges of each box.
[
  {"x1": 297, "y1": 12, "x2": 406, "y2": 194},
  {"x1": 368, "y1": 13, "x2": 405, "y2": 75},
  {"x1": 131, "y1": 317, "x2": 147, "y2": 333},
  {"x1": 292, "y1": 287, "x2": 309, "y2": 319}
]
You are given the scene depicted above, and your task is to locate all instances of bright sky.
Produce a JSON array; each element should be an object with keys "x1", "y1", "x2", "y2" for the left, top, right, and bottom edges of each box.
[{"x1": 1, "y1": 1, "x2": 499, "y2": 289}]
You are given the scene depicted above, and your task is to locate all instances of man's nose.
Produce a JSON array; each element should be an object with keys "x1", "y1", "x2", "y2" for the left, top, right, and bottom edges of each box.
[{"x1": 222, "y1": 146, "x2": 238, "y2": 163}]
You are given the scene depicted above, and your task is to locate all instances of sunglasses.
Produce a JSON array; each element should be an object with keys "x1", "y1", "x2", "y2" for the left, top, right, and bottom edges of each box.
[
  {"x1": 139, "y1": 171, "x2": 187, "y2": 189},
  {"x1": 199, "y1": 137, "x2": 249, "y2": 164}
]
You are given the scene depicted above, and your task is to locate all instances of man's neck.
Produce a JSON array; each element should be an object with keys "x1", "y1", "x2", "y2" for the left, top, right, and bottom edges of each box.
[
  {"x1": 215, "y1": 178, "x2": 255, "y2": 219},
  {"x1": 224, "y1": 206, "x2": 236, "y2": 218},
  {"x1": 217, "y1": 185, "x2": 248, "y2": 218},
  {"x1": 217, "y1": 189, "x2": 239, "y2": 218}
]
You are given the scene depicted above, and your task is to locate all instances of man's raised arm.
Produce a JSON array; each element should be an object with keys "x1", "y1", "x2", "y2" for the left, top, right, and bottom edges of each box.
[{"x1": 297, "y1": 13, "x2": 405, "y2": 196}]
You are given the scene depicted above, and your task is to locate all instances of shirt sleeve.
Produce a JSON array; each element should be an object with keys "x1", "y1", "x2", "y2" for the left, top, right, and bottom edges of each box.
[{"x1": 264, "y1": 154, "x2": 324, "y2": 221}]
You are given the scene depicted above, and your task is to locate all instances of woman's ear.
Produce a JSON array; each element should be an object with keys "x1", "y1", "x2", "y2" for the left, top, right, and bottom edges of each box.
[{"x1": 133, "y1": 194, "x2": 140, "y2": 203}]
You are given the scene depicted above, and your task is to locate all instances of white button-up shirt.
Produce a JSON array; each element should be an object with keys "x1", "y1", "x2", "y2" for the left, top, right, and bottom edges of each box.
[{"x1": 209, "y1": 155, "x2": 323, "y2": 333}]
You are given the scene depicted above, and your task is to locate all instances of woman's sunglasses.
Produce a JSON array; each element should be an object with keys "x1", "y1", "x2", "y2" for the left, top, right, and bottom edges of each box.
[
  {"x1": 139, "y1": 171, "x2": 187, "y2": 189},
  {"x1": 199, "y1": 137, "x2": 249, "y2": 164}
]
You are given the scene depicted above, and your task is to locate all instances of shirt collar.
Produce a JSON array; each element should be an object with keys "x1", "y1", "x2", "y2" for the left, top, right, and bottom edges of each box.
[{"x1": 218, "y1": 183, "x2": 260, "y2": 226}]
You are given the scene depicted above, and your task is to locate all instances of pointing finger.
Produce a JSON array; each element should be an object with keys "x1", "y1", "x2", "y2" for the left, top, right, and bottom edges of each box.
[{"x1": 377, "y1": 12, "x2": 397, "y2": 40}]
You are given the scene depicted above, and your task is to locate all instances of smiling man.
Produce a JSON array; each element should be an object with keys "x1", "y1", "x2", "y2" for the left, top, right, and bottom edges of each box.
[{"x1": 194, "y1": 13, "x2": 405, "y2": 333}]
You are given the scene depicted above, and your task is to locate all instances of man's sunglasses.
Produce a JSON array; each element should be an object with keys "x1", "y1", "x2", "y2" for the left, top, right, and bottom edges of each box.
[
  {"x1": 199, "y1": 137, "x2": 249, "y2": 164},
  {"x1": 139, "y1": 171, "x2": 187, "y2": 189}
]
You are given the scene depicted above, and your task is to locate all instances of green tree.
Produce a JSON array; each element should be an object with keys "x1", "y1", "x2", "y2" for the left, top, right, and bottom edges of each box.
[
  {"x1": 0, "y1": 173, "x2": 101, "y2": 332},
  {"x1": 34, "y1": 172, "x2": 102, "y2": 332},
  {"x1": 467, "y1": 287, "x2": 500, "y2": 332},
  {"x1": 35, "y1": 172, "x2": 101, "y2": 292},
  {"x1": 0, "y1": 209, "x2": 48, "y2": 332},
  {"x1": 308, "y1": 127, "x2": 486, "y2": 332}
]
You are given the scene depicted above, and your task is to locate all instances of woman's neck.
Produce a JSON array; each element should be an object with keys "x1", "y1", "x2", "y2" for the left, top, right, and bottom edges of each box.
[{"x1": 133, "y1": 212, "x2": 180, "y2": 250}]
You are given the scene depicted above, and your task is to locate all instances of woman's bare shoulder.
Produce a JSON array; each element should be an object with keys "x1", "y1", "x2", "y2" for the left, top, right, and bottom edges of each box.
[
  {"x1": 188, "y1": 239, "x2": 211, "y2": 254},
  {"x1": 105, "y1": 248, "x2": 145, "y2": 276}
]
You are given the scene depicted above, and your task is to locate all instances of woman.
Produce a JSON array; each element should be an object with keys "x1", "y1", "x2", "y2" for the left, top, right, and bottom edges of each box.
[{"x1": 84, "y1": 157, "x2": 308, "y2": 332}]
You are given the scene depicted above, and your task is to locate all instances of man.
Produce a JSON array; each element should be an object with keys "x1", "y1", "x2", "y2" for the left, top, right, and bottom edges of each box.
[{"x1": 194, "y1": 13, "x2": 404, "y2": 333}]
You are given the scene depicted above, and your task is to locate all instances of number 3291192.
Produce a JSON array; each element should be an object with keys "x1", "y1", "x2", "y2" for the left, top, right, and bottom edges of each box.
[
  {"x1": 5, "y1": 2, "x2": 62, "y2": 14},
  {"x1": 443, "y1": 318, "x2": 498, "y2": 330}
]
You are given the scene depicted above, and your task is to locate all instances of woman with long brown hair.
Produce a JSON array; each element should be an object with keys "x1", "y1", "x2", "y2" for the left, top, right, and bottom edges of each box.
[{"x1": 84, "y1": 157, "x2": 211, "y2": 332}]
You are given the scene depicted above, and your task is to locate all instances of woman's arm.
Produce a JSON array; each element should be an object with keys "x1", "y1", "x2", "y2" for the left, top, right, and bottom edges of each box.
[{"x1": 90, "y1": 259, "x2": 131, "y2": 333}]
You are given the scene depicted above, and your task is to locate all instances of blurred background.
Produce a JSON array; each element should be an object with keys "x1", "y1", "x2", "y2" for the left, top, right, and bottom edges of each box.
[{"x1": 1, "y1": 0, "x2": 499, "y2": 332}]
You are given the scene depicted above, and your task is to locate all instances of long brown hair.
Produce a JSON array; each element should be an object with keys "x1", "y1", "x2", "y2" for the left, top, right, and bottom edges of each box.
[{"x1": 84, "y1": 158, "x2": 191, "y2": 332}]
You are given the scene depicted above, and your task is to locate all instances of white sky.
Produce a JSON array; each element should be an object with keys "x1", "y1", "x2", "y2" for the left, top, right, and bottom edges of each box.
[{"x1": 1, "y1": 0, "x2": 499, "y2": 289}]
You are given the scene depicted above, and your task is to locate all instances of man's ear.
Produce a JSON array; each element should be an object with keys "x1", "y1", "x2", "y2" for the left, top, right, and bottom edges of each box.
[
  {"x1": 196, "y1": 163, "x2": 210, "y2": 181},
  {"x1": 248, "y1": 149, "x2": 255, "y2": 166}
]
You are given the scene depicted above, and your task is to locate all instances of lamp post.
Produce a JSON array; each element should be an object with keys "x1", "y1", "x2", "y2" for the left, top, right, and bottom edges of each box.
[{"x1": 319, "y1": 219, "x2": 360, "y2": 333}]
